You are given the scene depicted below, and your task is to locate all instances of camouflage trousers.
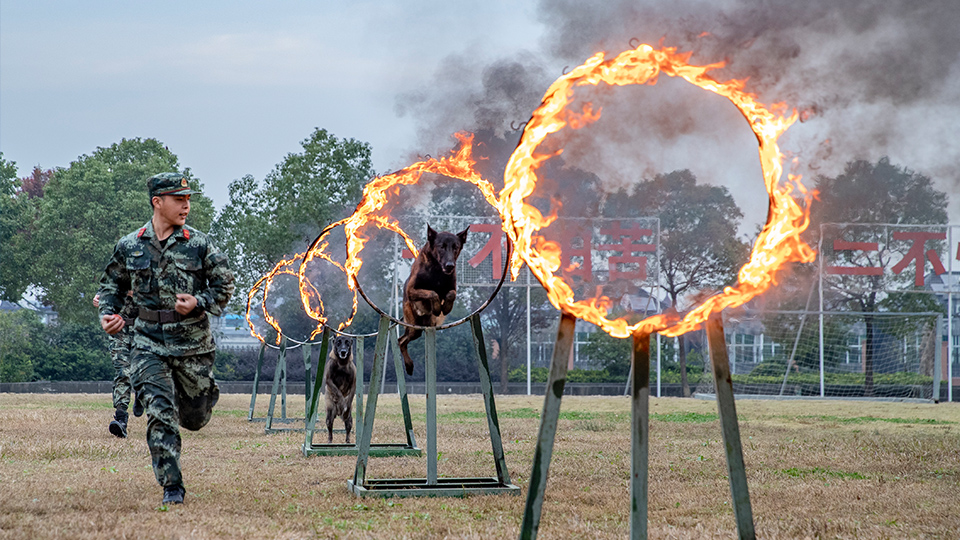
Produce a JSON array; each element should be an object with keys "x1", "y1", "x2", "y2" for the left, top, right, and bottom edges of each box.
[
  {"x1": 110, "y1": 328, "x2": 134, "y2": 411},
  {"x1": 129, "y1": 348, "x2": 220, "y2": 488}
]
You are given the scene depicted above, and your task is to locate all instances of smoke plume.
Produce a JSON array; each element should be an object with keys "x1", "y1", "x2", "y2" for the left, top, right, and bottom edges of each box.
[{"x1": 397, "y1": 0, "x2": 960, "y2": 228}]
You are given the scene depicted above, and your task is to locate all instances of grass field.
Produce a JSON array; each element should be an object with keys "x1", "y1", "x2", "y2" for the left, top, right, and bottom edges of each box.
[{"x1": 1, "y1": 392, "x2": 958, "y2": 539}]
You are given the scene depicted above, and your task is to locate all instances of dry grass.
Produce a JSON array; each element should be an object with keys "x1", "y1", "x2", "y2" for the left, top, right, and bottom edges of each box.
[{"x1": 1, "y1": 392, "x2": 958, "y2": 539}]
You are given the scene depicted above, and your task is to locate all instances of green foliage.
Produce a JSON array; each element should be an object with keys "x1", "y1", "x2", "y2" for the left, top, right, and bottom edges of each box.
[
  {"x1": 0, "y1": 154, "x2": 36, "y2": 302},
  {"x1": 603, "y1": 169, "x2": 749, "y2": 305},
  {"x1": 0, "y1": 309, "x2": 45, "y2": 382},
  {"x1": 213, "y1": 349, "x2": 240, "y2": 380},
  {"x1": 578, "y1": 331, "x2": 631, "y2": 377},
  {"x1": 20, "y1": 138, "x2": 214, "y2": 323},
  {"x1": 211, "y1": 128, "x2": 373, "y2": 310},
  {"x1": 32, "y1": 321, "x2": 111, "y2": 381},
  {"x1": 0, "y1": 310, "x2": 110, "y2": 381}
]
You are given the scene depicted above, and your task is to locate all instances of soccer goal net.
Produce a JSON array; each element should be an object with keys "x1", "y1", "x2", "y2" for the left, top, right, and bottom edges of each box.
[{"x1": 693, "y1": 311, "x2": 942, "y2": 400}]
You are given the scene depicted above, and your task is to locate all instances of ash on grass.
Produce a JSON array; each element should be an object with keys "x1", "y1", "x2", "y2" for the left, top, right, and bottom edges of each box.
[{"x1": 1, "y1": 393, "x2": 958, "y2": 539}]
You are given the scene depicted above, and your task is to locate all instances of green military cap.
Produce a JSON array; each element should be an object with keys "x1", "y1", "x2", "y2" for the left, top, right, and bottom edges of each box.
[{"x1": 147, "y1": 172, "x2": 198, "y2": 198}]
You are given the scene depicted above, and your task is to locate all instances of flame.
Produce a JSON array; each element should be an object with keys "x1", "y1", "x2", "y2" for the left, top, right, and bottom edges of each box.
[
  {"x1": 245, "y1": 250, "x2": 323, "y2": 345},
  {"x1": 249, "y1": 43, "x2": 815, "y2": 345},
  {"x1": 249, "y1": 133, "x2": 502, "y2": 344},
  {"x1": 335, "y1": 132, "x2": 503, "y2": 296},
  {"x1": 500, "y1": 43, "x2": 815, "y2": 338}
]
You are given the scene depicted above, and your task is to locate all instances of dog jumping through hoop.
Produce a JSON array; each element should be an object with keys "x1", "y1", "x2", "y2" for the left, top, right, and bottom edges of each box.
[
  {"x1": 398, "y1": 225, "x2": 469, "y2": 375},
  {"x1": 323, "y1": 335, "x2": 357, "y2": 443}
]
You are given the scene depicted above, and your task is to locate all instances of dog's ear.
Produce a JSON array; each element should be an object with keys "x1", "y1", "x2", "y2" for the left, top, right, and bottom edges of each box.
[
  {"x1": 427, "y1": 225, "x2": 437, "y2": 245},
  {"x1": 456, "y1": 227, "x2": 469, "y2": 245}
]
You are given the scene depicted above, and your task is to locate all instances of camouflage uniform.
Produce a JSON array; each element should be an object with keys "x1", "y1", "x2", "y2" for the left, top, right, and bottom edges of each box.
[
  {"x1": 98, "y1": 174, "x2": 235, "y2": 493},
  {"x1": 110, "y1": 296, "x2": 137, "y2": 412}
]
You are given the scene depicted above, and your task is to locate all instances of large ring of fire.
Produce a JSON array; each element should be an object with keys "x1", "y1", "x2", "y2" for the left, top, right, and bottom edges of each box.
[
  {"x1": 249, "y1": 43, "x2": 816, "y2": 344},
  {"x1": 500, "y1": 43, "x2": 816, "y2": 338}
]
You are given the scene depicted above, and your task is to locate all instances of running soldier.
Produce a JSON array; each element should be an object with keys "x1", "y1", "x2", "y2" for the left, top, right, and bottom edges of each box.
[
  {"x1": 94, "y1": 291, "x2": 143, "y2": 438},
  {"x1": 97, "y1": 172, "x2": 235, "y2": 505}
]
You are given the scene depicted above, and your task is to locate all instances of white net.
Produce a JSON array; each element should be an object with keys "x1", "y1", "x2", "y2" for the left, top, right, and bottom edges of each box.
[{"x1": 693, "y1": 310, "x2": 942, "y2": 400}]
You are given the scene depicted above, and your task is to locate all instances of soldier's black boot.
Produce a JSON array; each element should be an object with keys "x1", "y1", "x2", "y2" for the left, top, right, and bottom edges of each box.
[
  {"x1": 162, "y1": 484, "x2": 185, "y2": 505},
  {"x1": 108, "y1": 408, "x2": 128, "y2": 438},
  {"x1": 132, "y1": 394, "x2": 144, "y2": 417}
]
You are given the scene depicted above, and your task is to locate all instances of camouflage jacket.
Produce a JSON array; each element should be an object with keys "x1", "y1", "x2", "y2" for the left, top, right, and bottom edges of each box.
[{"x1": 98, "y1": 220, "x2": 235, "y2": 356}]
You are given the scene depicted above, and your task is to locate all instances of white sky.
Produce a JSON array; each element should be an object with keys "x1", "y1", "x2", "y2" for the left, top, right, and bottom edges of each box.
[
  {"x1": 2, "y1": 0, "x2": 957, "y2": 231},
  {"x1": 0, "y1": 0, "x2": 543, "y2": 208}
]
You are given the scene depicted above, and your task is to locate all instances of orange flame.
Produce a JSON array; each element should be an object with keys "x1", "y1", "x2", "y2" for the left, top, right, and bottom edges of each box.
[
  {"x1": 336, "y1": 132, "x2": 502, "y2": 296},
  {"x1": 250, "y1": 43, "x2": 814, "y2": 345},
  {"x1": 500, "y1": 43, "x2": 816, "y2": 338}
]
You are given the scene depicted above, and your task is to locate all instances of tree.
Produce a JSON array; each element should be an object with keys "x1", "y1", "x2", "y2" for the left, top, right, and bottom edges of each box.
[
  {"x1": 24, "y1": 138, "x2": 215, "y2": 323},
  {"x1": 1, "y1": 154, "x2": 27, "y2": 301},
  {"x1": 212, "y1": 128, "x2": 374, "y2": 311},
  {"x1": 602, "y1": 169, "x2": 749, "y2": 396},
  {"x1": 0, "y1": 309, "x2": 45, "y2": 382},
  {"x1": 809, "y1": 157, "x2": 948, "y2": 395}
]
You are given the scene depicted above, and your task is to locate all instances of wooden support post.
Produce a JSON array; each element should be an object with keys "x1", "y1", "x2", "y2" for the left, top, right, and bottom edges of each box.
[
  {"x1": 425, "y1": 327, "x2": 438, "y2": 486},
  {"x1": 303, "y1": 328, "x2": 330, "y2": 450},
  {"x1": 354, "y1": 336, "x2": 365, "y2": 446},
  {"x1": 248, "y1": 342, "x2": 266, "y2": 421},
  {"x1": 353, "y1": 316, "x2": 390, "y2": 485},
  {"x1": 631, "y1": 332, "x2": 651, "y2": 540},
  {"x1": 389, "y1": 332, "x2": 418, "y2": 448},
  {"x1": 265, "y1": 337, "x2": 287, "y2": 432},
  {"x1": 706, "y1": 313, "x2": 756, "y2": 540},
  {"x1": 519, "y1": 311, "x2": 577, "y2": 540},
  {"x1": 471, "y1": 314, "x2": 511, "y2": 485},
  {"x1": 303, "y1": 343, "x2": 313, "y2": 414}
]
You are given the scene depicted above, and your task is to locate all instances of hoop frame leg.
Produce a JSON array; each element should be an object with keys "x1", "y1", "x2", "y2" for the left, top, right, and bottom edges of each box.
[
  {"x1": 248, "y1": 343, "x2": 266, "y2": 421},
  {"x1": 471, "y1": 314, "x2": 512, "y2": 485},
  {"x1": 303, "y1": 328, "x2": 331, "y2": 449},
  {"x1": 519, "y1": 311, "x2": 577, "y2": 539},
  {"x1": 631, "y1": 332, "x2": 651, "y2": 539},
  {"x1": 706, "y1": 313, "x2": 756, "y2": 540},
  {"x1": 265, "y1": 337, "x2": 287, "y2": 432},
  {"x1": 348, "y1": 314, "x2": 519, "y2": 498}
]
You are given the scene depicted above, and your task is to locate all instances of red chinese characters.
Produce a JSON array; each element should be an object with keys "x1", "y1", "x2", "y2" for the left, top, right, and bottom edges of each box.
[
  {"x1": 824, "y1": 229, "x2": 947, "y2": 286},
  {"x1": 597, "y1": 222, "x2": 655, "y2": 281},
  {"x1": 467, "y1": 223, "x2": 504, "y2": 279},
  {"x1": 890, "y1": 231, "x2": 946, "y2": 286},
  {"x1": 825, "y1": 239, "x2": 883, "y2": 276}
]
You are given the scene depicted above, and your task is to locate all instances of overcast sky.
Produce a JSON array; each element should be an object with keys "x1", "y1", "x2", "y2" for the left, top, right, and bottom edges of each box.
[
  {"x1": 3, "y1": 0, "x2": 958, "y2": 231},
  {"x1": 0, "y1": 0, "x2": 543, "y2": 206}
]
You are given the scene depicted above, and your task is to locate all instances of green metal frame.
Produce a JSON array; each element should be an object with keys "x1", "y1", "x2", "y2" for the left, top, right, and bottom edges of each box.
[
  {"x1": 519, "y1": 312, "x2": 756, "y2": 540},
  {"x1": 302, "y1": 321, "x2": 422, "y2": 457},
  {"x1": 347, "y1": 314, "x2": 520, "y2": 498},
  {"x1": 247, "y1": 338, "x2": 316, "y2": 433}
]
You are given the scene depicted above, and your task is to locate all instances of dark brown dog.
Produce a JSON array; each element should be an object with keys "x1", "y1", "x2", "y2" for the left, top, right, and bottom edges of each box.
[
  {"x1": 323, "y1": 335, "x2": 356, "y2": 443},
  {"x1": 398, "y1": 225, "x2": 469, "y2": 375}
]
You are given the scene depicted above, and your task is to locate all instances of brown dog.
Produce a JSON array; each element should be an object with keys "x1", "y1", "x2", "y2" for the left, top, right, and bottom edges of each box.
[
  {"x1": 398, "y1": 225, "x2": 469, "y2": 375},
  {"x1": 323, "y1": 335, "x2": 356, "y2": 443}
]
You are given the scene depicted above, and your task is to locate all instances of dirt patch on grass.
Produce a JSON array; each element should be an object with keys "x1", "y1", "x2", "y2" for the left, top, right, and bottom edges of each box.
[{"x1": 1, "y1": 393, "x2": 958, "y2": 539}]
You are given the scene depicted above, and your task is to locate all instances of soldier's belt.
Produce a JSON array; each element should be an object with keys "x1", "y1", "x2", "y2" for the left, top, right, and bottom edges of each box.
[
  {"x1": 121, "y1": 316, "x2": 135, "y2": 326},
  {"x1": 138, "y1": 307, "x2": 205, "y2": 324}
]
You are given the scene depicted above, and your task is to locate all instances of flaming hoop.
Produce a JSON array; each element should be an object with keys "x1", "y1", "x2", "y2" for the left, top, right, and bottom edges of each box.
[
  {"x1": 296, "y1": 131, "x2": 514, "y2": 327},
  {"x1": 500, "y1": 43, "x2": 816, "y2": 339}
]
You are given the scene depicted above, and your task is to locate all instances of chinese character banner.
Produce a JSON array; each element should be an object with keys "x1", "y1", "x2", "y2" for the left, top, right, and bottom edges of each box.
[{"x1": 820, "y1": 223, "x2": 960, "y2": 293}]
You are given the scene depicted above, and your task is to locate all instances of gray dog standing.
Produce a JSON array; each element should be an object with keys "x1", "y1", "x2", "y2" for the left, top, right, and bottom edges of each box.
[{"x1": 323, "y1": 335, "x2": 357, "y2": 443}]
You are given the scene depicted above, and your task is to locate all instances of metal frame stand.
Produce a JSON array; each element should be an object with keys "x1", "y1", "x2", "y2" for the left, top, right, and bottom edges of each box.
[
  {"x1": 519, "y1": 312, "x2": 756, "y2": 539},
  {"x1": 303, "y1": 322, "x2": 422, "y2": 457},
  {"x1": 347, "y1": 314, "x2": 520, "y2": 497},
  {"x1": 247, "y1": 338, "x2": 315, "y2": 433}
]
